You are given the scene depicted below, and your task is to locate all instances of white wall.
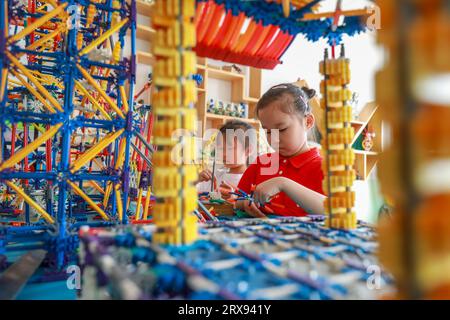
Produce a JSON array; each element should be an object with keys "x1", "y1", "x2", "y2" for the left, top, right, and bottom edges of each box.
[{"x1": 261, "y1": 29, "x2": 384, "y2": 116}]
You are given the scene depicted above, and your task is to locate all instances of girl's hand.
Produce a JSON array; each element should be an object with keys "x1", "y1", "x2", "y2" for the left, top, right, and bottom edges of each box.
[
  {"x1": 219, "y1": 181, "x2": 233, "y2": 200},
  {"x1": 253, "y1": 177, "x2": 286, "y2": 205},
  {"x1": 234, "y1": 200, "x2": 267, "y2": 218},
  {"x1": 198, "y1": 169, "x2": 212, "y2": 182}
]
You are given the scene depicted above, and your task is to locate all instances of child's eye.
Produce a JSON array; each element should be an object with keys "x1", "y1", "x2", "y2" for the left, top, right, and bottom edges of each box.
[{"x1": 279, "y1": 128, "x2": 287, "y2": 132}]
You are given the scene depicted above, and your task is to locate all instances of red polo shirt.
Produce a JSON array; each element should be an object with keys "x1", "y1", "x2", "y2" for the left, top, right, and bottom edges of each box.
[{"x1": 237, "y1": 148, "x2": 324, "y2": 216}]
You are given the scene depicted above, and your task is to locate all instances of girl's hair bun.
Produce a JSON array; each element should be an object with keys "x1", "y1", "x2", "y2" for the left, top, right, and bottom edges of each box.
[{"x1": 301, "y1": 87, "x2": 316, "y2": 100}]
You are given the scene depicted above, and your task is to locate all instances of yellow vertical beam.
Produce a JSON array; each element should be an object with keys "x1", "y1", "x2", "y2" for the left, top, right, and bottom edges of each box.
[
  {"x1": 143, "y1": 189, "x2": 151, "y2": 220},
  {"x1": 0, "y1": 123, "x2": 62, "y2": 171},
  {"x1": 115, "y1": 184, "x2": 123, "y2": 221},
  {"x1": 103, "y1": 183, "x2": 113, "y2": 208},
  {"x1": 135, "y1": 188, "x2": 143, "y2": 220},
  {"x1": 5, "y1": 181, "x2": 55, "y2": 223},
  {"x1": 67, "y1": 180, "x2": 110, "y2": 221},
  {"x1": 119, "y1": 86, "x2": 129, "y2": 113}
]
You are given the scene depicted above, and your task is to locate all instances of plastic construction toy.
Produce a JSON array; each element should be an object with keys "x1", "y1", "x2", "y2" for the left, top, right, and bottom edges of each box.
[
  {"x1": 319, "y1": 44, "x2": 357, "y2": 230},
  {"x1": 195, "y1": 0, "x2": 372, "y2": 69},
  {"x1": 150, "y1": 0, "x2": 199, "y2": 245},
  {"x1": 0, "y1": 0, "x2": 140, "y2": 268},
  {"x1": 77, "y1": 216, "x2": 395, "y2": 300}
]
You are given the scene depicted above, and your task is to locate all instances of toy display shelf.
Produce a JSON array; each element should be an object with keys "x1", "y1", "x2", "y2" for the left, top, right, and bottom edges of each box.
[
  {"x1": 196, "y1": 57, "x2": 263, "y2": 134},
  {"x1": 350, "y1": 102, "x2": 382, "y2": 180}
]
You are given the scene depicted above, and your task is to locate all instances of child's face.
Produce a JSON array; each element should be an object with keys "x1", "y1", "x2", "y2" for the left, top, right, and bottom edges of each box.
[
  {"x1": 258, "y1": 102, "x2": 314, "y2": 157},
  {"x1": 216, "y1": 136, "x2": 247, "y2": 168}
]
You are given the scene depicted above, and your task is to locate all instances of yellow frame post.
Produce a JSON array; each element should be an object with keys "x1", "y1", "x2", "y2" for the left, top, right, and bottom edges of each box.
[{"x1": 114, "y1": 184, "x2": 123, "y2": 222}]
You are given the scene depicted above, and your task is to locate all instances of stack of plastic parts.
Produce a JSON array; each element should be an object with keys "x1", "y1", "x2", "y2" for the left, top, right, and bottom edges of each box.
[
  {"x1": 77, "y1": 216, "x2": 395, "y2": 300},
  {"x1": 376, "y1": 0, "x2": 450, "y2": 299},
  {"x1": 319, "y1": 45, "x2": 356, "y2": 230},
  {"x1": 0, "y1": 0, "x2": 137, "y2": 268},
  {"x1": 151, "y1": 0, "x2": 198, "y2": 245},
  {"x1": 195, "y1": 0, "x2": 371, "y2": 69}
]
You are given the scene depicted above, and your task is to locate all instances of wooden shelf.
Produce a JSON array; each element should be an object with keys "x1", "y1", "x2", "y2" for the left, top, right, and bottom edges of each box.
[
  {"x1": 137, "y1": 51, "x2": 155, "y2": 65},
  {"x1": 136, "y1": 24, "x2": 155, "y2": 41},
  {"x1": 243, "y1": 97, "x2": 259, "y2": 104},
  {"x1": 350, "y1": 102, "x2": 382, "y2": 180},
  {"x1": 136, "y1": 0, "x2": 154, "y2": 16},
  {"x1": 207, "y1": 68, "x2": 245, "y2": 81},
  {"x1": 354, "y1": 149, "x2": 379, "y2": 156}
]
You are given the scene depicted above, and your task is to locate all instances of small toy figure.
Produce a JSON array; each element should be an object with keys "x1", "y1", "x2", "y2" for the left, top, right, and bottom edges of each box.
[
  {"x1": 225, "y1": 103, "x2": 234, "y2": 116},
  {"x1": 362, "y1": 126, "x2": 376, "y2": 151},
  {"x1": 207, "y1": 99, "x2": 215, "y2": 113}
]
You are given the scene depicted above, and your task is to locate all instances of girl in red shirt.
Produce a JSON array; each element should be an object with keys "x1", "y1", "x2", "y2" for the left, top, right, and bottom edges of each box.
[{"x1": 235, "y1": 83, "x2": 326, "y2": 217}]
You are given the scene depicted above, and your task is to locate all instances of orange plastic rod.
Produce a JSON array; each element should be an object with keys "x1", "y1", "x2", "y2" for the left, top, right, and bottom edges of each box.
[
  {"x1": 224, "y1": 13, "x2": 246, "y2": 50},
  {"x1": 233, "y1": 20, "x2": 258, "y2": 53},
  {"x1": 201, "y1": 5, "x2": 225, "y2": 45},
  {"x1": 197, "y1": 1, "x2": 217, "y2": 43}
]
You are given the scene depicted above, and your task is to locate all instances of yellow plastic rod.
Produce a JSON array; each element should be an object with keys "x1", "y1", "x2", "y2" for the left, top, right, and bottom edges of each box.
[
  {"x1": 10, "y1": 69, "x2": 56, "y2": 113},
  {"x1": 89, "y1": 180, "x2": 105, "y2": 194},
  {"x1": 143, "y1": 189, "x2": 151, "y2": 220},
  {"x1": 0, "y1": 68, "x2": 8, "y2": 100},
  {"x1": 67, "y1": 180, "x2": 110, "y2": 221},
  {"x1": 135, "y1": 188, "x2": 143, "y2": 220},
  {"x1": 103, "y1": 182, "x2": 113, "y2": 208},
  {"x1": 76, "y1": 64, "x2": 125, "y2": 118},
  {"x1": 119, "y1": 86, "x2": 129, "y2": 113},
  {"x1": 282, "y1": 0, "x2": 290, "y2": 17},
  {"x1": 6, "y1": 181, "x2": 55, "y2": 224},
  {"x1": 114, "y1": 138, "x2": 126, "y2": 170},
  {"x1": 74, "y1": 81, "x2": 112, "y2": 120},
  {"x1": 7, "y1": 52, "x2": 64, "y2": 112},
  {"x1": 79, "y1": 18, "x2": 128, "y2": 56},
  {"x1": 114, "y1": 184, "x2": 123, "y2": 222},
  {"x1": 70, "y1": 129, "x2": 124, "y2": 173},
  {"x1": 7, "y1": 3, "x2": 68, "y2": 44},
  {"x1": 0, "y1": 123, "x2": 62, "y2": 171},
  {"x1": 32, "y1": 123, "x2": 45, "y2": 134}
]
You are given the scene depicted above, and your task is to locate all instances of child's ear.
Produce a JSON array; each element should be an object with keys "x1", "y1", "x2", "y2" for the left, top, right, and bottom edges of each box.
[{"x1": 305, "y1": 113, "x2": 315, "y2": 130}]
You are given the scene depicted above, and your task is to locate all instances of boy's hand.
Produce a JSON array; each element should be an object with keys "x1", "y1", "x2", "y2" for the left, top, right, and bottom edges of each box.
[
  {"x1": 198, "y1": 169, "x2": 212, "y2": 182},
  {"x1": 253, "y1": 177, "x2": 286, "y2": 205},
  {"x1": 234, "y1": 200, "x2": 267, "y2": 218}
]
